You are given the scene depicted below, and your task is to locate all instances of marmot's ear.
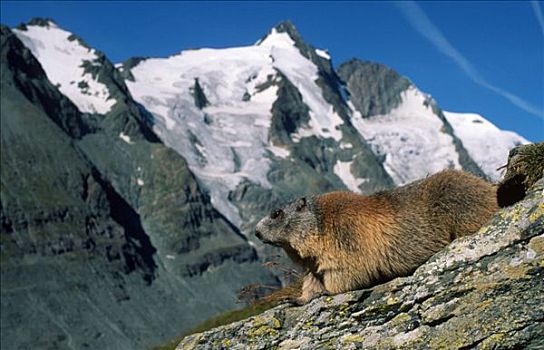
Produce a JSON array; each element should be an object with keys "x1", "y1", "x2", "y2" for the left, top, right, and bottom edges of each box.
[{"x1": 295, "y1": 197, "x2": 307, "y2": 211}]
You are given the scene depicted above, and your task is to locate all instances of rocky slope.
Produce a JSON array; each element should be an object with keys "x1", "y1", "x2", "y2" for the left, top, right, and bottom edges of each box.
[
  {"x1": 177, "y1": 149, "x2": 544, "y2": 349},
  {"x1": 1, "y1": 22, "x2": 277, "y2": 350}
]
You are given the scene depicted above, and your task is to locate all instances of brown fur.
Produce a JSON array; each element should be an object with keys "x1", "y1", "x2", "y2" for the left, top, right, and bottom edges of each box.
[{"x1": 256, "y1": 170, "x2": 499, "y2": 304}]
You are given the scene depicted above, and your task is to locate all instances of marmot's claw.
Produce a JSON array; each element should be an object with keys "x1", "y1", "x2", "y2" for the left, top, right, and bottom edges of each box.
[
  {"x1": 317, "y1": 291, "x2": 330, "y2": 298},
  {"x1": 286, "y1": 296, "x2": 306, "y2": 306}
]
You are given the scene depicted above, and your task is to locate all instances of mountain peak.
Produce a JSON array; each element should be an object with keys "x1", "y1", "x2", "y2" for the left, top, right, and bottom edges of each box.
[
  {"x1": 17, "y1": 17, "x2": 57, "y2": 30},
  {"x1": 257, "y1": 20, "x2": 305, "y2": 48},
  {"x1": 273, "y1": 20, "x2": 301, "y2": 41},
  {"x1": 338, "y1": 58, "x2": 413, "y2": 118},
  {"x1": 256, "y1": 20, "x2": 331, "y2": 66},
  {"x1": 12, "y1": 19, "x2": 117, "y2": 114}
]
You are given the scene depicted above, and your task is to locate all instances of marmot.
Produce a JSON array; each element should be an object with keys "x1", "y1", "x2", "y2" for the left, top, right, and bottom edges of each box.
[{"x1": 255, "y1": 170, "x2": 499, "y2": 304}]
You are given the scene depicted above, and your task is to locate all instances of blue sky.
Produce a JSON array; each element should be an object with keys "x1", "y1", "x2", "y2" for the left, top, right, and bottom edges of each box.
[{"x1": 2, "y1": 1, "x2": 543, "y2": 142}]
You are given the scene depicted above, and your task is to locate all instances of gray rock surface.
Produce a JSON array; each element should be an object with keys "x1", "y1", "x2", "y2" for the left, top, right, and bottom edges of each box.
[
  {"x1": 177, "y1": 175, "x2": 544, "y2": 349},
  {"x1": 338, "y1": 59, "x2": 411, "y2": 118}
]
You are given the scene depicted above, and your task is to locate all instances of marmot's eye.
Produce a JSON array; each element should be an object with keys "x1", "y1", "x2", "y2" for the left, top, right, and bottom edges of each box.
[{"x1": 271, "y1": 209, "x2": 283, "y2": 219}]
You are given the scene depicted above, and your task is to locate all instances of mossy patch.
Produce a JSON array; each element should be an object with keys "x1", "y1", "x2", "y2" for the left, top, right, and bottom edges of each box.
[
  {"x1": 479, "y1": 333, "x2": 506, "y2": 350},
  {"x1": 272, "y1": 317, "x2": 282, "y2": 329},
  {"x1": 503, "y1": 264, "x2": 532, "y2": 280},
  {"x1": 386, "y1": 296, "x2": 400, "y2": 305},
  {"x1": 529, "y1": 236, "x2": 544, "y2": 254},
  {"x1": 247, "y1": 324, "x2": 278, "y2": 338},
  {"x1": 528, "y1": 202, "x2": 544, "y2": 223},
  {"x1": 390, "y1": 312, "x2": 411, "y2": 326},
  {"x1": 341, "y1": 334, "x2": 365, "y2": 343},
  {"x1": 152, "y1": 301, "x2": 278, "y2": 350}
]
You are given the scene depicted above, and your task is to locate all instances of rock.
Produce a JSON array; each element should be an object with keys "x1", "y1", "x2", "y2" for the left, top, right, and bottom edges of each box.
[
  {"x1": 497, "y1": 142, "x2": 544, "y2": 208},
  {"x1": 191, "y1": 78, "x2": 209, "y2": 110},
  {"x1": 177, "y1": 168, "x2": 544, "y2": 349},
  {"x1": 338, "y1": 59, "x2": 411, "y2": 118}
]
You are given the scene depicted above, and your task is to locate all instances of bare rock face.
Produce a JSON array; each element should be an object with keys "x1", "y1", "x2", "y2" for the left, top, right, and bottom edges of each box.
[{"x1": 177, "y1": 155, "x2": 544, "y2": 349}]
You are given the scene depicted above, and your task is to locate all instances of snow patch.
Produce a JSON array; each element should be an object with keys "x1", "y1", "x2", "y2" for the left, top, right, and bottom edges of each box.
[
  {"x1": 443, "y1": 111, "x2": 529, "y2": 182},
  {"x1": 258, "y1": 28, "x2": 296, "y2": 48},
  {"x1": 268, "y1": 145, "x2": 290, "y2": 159},
  {"x1": 340, "y1": 142, "x2": 353, "y2": 150},
  {"x1": 334, "y1": 160, "x2": 367, "y2": 193},
  {"x1": 13, "y1": 24, "x2": 116, "y2": 114},
  {"x1": 315, "y1": 48, "x2": 330, "y2": 60},
  {"x1": 119, "y1": 132, "x2": 133, "y2": 144},
  {"x1": 137, "y1": 178, "x2": 144, "y2": 186},
  {"x1": 349, "y1": 87, "x2": 461, "y2": 185}
]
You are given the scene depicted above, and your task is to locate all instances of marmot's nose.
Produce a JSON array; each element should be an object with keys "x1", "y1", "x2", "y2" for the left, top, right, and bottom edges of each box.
[{"x1": 255, "y1": 228, "x2": 263, "y2": 240}]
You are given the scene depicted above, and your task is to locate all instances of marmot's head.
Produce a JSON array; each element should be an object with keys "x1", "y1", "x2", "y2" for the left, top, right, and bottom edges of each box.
[{"x1": 255, "y1": 196, "x2": 319, "y2": 250}]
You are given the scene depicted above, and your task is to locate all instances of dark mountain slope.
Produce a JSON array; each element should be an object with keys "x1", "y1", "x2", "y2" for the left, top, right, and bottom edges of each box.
[{"x1": 1, "y1": 24, "x2": 277, "y2": 350}]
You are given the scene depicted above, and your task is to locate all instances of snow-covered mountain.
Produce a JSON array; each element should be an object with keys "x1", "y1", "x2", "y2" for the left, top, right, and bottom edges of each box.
[
  {"x1": 120, "y1": 21, "x2": 527, "y2": 230},
  {"x1": 443, "y1": 111, "x2": 529, "y2": 181},
  {"x1": 338, "y1": 59, "x2": 528, "y2": 184},
  {"x1": 121, "y1": 21, "x2": 395, "y2": 234},
  {"x1": 348, "y1": 87, "x2": 528, "y2": 184},
  {"x1": 13, "y1": 19, "x2": 528, "y2": 233},
  {"x1": 349, "y1": 86, "x2": 463, "y2": 185},
  {"x1": 124, "y1": 27, "x2": 359, "y2": 227}
]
